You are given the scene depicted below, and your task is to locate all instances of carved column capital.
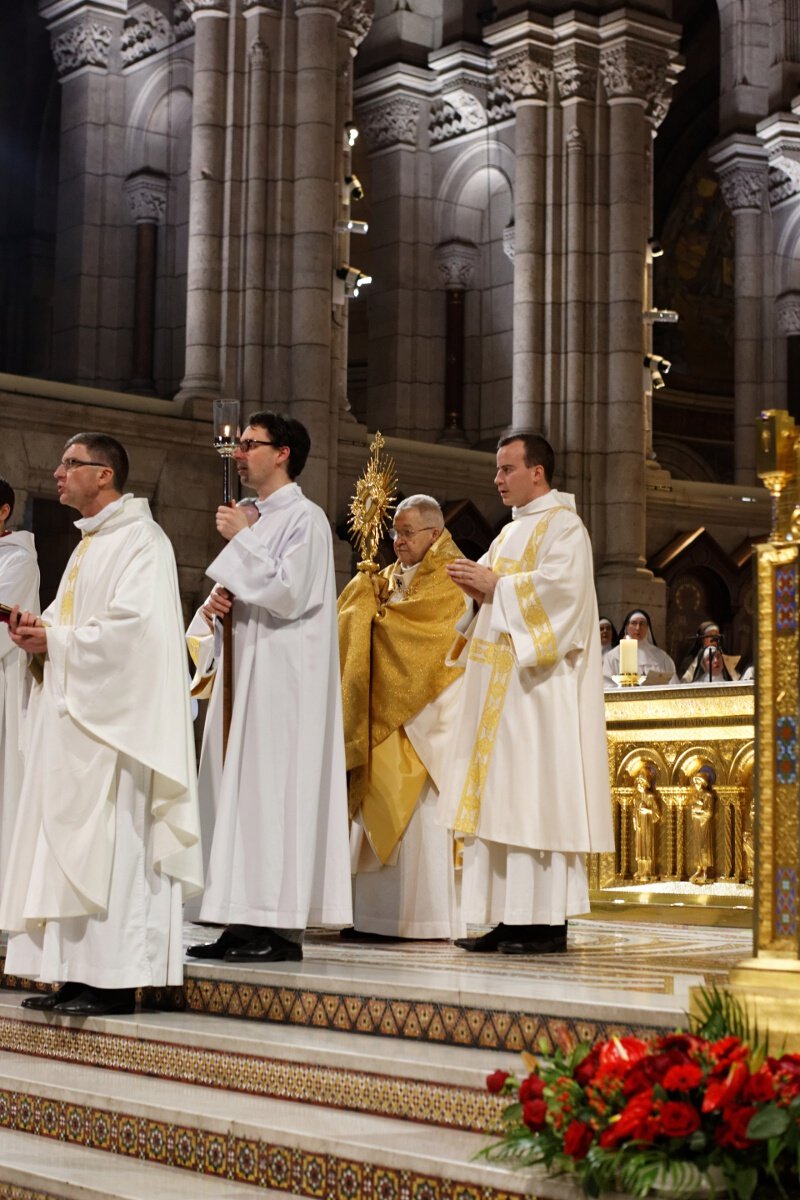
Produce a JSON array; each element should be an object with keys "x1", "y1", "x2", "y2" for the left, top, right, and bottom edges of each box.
[
  {"x1": 50, "y1": 13, "x2": 114, "y2": 76},
  {"x1": 553, "y1": 44, "x2": 598, "y2": 103},
  {"x1": 776, "y1": 293, "x2": 800, "y2": 336},
  {"x1": 502, "y1": 224, "x2": 515, "y2": 262},
  {"x1": 434, "y1": 240, "x2": 479, "y2": 290},
  {"x1": 716, "y1": 161, "x2": 767, "y2": 212},
  {"x1": 124, "y1": 171, "x2": 168, "y2": 224},
  {"x1": 242, "y1": 0, "x2": 282, "y2": 10},
  {"x1": 337, "y1": 0, "x2": 373, "y2": 47},
  {"x1": 494, "y1": 43, "x2": 553, "y2": 104},
  {"x1": 358, "y1": 94, "x2": 422, "y2": 152},
  {"x1": 121, "y1": 4, "x2": 170, "y2": 65},
  {"x1": 599, "y1": 41, "x2": 669, "y2": 108}
]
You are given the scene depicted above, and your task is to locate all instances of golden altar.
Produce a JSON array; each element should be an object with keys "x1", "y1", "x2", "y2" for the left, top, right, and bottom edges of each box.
[{"x1": 589, "y1": 682, "x2": 755, "y2": 926}]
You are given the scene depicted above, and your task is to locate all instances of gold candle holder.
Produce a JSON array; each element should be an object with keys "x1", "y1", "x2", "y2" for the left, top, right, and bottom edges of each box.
[{"x1": 617, "y1": 672, "x2": 640, "y2": 687}]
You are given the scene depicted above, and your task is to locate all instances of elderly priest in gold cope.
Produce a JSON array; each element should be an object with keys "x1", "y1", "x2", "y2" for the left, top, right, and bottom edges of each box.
[{"x1": 338, "y1": 495, "x2": 468, "y2": 940}]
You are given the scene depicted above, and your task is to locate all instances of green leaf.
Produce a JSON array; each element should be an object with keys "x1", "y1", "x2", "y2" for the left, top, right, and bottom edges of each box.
[{"x1": 747, "y1": 1104, "x2": 791, "y2": 1139}]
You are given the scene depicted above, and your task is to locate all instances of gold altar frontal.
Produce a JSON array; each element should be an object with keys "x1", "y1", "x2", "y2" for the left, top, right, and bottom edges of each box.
[{"x1": 589, "y1": 682, "x2": 755, "y2": 927}]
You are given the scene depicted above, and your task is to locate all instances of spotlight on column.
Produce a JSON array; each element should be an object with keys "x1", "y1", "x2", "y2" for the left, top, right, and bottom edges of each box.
[
  {"x1": 344, "y1": 122, "x2": 359, "y2": 148},
  {"x1": 335, "y1": 265, "x2": 373, "y2": 299},
  {"x1": 335, "y1": 219, "x2": 369, "y2": 235},
  {"x1": 647, "y1": 238, "x2": 664, "y2": 261},
  {"x1": 344, "y1": 174, "x2": 364, "y2": 202},
  {"x1": 643, "y1": 308, "x2": 679, "y2": 324},
  {"x1": 643, "y1": 354, "x2": 671, "y2": 390}
]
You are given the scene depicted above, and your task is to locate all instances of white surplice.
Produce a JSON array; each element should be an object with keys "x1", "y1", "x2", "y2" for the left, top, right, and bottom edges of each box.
[
  {"x1": 438, "y1": 490, "x2": 615, "y2": 925},
  {"x1": 350, "y1": 564, "x2": 464, "y2": 937},
  {"x1": 189, "y1": 482, "x2": 351, "y2": 929},
  {"x1": 0, "y1": 530, "x2": 40, "y2": 880},
  {"x1": 0, "y1": 497, "x2": 203, "y2": 988}
]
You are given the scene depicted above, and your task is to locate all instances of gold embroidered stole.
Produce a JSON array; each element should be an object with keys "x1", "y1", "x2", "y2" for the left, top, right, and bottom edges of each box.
[
  {"x1": 452, "y1": 506, "x2": 566, "y2": 835},
  {"x1": 59, "y1": 532, "x2": 95, "y2": 624}
]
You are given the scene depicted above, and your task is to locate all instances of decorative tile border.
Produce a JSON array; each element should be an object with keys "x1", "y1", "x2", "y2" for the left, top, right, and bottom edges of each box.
[
  {"x1": 0, "y1": 1188, "x2": 63, "y2": 1200},
  {"x1": 162, "y1": 976, "x2": 666, "y2": 1053},
  {"x1": 0, "y1": 1016, "x2": 504, "y2": 1136},
  {"x1": 0, "y1": 1088, "x2": 528, "y2": 1200}
]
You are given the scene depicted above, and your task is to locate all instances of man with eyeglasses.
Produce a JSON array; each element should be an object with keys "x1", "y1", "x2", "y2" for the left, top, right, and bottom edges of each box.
[
  {"x1": 0, "y1": 478, "x2": 40, "y2": 883},
  {"x1": 440, "y1": 431, "x2": 614, "y2": 956},
  {"x1": 186, "y1": 411, "x2": 351, "y2": 963},
  {"x1": 337, "y1": 495, "x2": 468, "y2": 941},
  {"x1": 2, "y1": 433, "x2": 202, "y2": 1015}
]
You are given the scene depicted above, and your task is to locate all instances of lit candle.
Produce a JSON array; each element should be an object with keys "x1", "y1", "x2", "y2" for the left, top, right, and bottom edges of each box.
[
  {"x1": 619, "y1": 636, "x2": 638, "y2": 675},
  {"x1": 223, "y1": 424, "x2": 231, "y2": 438}
]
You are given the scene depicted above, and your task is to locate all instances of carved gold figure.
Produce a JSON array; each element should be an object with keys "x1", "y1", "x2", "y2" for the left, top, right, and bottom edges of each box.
[{"x1": 632, "y1": 763, "x2": 660, "y2": 883}]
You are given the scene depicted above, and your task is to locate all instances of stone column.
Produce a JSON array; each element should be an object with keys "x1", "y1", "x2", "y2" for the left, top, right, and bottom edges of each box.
[
  {"x1": 777, "y1": 293, "x2": 800, "y2": 421},
  {"x1": 594, "y1": 39, "x2": 663, "y2": 607},
  {"x1": 356, "y1": 90, "x2": 424, "y2": 436},
  {"x1": 434, "y1": 240, "x2": 478, "y2": 444},
  {"x1": 712, "y1": 138, "x2": 770, "y2": 483},
  {"x1": 177, "y1": 0, "x2": 229, "y2": 406},
  {"x1": 124, "y1": 172, "x2": 168, "y2": 395},
  {"x1": 290, "y1": 0, "x2": 340, "y2": 506},
  {"x1": 240, "y1": 23, "x2": 270, "y2": 409},
  {"x1": 40, "y1": 0, "x2": 126, "y2": 386},
  {"x1": 493, "y1": 42, "x2": 553, "y2": 431}
]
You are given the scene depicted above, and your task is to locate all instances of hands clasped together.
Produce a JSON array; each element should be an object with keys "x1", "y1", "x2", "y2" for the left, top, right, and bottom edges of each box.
[{"x1": 7, "y1": 608, "x2": 47, "y2": 655}]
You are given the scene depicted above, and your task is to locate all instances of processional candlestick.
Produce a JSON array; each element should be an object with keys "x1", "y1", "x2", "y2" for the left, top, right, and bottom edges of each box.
[{"x1": 212, "y1": 399, "x2": 241, "y2": 759}]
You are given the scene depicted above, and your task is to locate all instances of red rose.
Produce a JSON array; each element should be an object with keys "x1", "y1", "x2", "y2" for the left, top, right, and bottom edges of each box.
[
  {"x1": 563, "y1": 1119, "x2": 594, "y2": 1160},
  {"x1": 659, "y1": 1101, "x2": 701, "y2": 1138},
  {"x1": 662, "y1": 1063, "x2": 703, "y2": 1092},
  {"x1": 744, "y1": 1067, "x2": 775, "y2": 1103},
  {"x1": 486, "y1": 1070, "x2": 510, "y2": 1094},
  {"x1": 522, "y1": 1099, "x2": 548, "y2": 1131},
  {"x1": 519, "y1": 1074, "x2": 546, "y2": 1103},
  {"x1": 715, "y1": 1105, "x2": 757, "y2": 1150},
  {"x1": 702, "y1": 1061, "x2": 749, "y2": 1112},
  {"x1": 574, "y1": 1046, "x2": 601, "y2": 1086}
]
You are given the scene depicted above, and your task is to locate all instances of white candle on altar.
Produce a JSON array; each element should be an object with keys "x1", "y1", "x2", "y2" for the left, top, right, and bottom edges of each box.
[{"x1": 619, "y1": 636, "x2": 638, "y2": 675}]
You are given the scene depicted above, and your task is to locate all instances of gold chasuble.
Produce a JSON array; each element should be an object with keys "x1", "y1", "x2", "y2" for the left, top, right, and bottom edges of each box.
[{"x1": 338, "y1": 529, "x2": 466, "y2": 863}]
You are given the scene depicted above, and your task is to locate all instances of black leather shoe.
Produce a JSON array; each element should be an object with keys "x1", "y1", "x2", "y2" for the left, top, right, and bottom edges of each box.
[
  {"x1": 54, "y1": 986, "x2": 136, "y2": 1016},
  {"x1": 339, "y1": 927, "x2": 404, "y2": 944},
  {"x1": 224, "y1": 931, "x2": 303, "y2": 963},
  {"x1": 454, "y1": 923, "x2": 538, "y2": 953},
  {"x1": 187, "y1": 927, "x2": 251, "y2": 960},
  {"x1": 498, "y1": 933, "x2": 568, "y2": 956},
  {"x1": 21, "y1": 982, "x2": 83, "y2": 1011}
]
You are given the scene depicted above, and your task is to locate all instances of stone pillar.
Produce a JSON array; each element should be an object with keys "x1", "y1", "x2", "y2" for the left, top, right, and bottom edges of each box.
[
  {"x1": 356, "y1": 90, "x2": 424, "y2": 436},
  {"x1": 290, "y1": 0, "x2": 340, "y2": 506},
  {"x1": 434, "y1": 240, "x2": 478, "y2": 444},
  {"x1": 777, "y1": 293, "x2": 800, "y2": 421},
  {"x1": 124, "y1": 172, "x2": 167, "y2": 395},
  {"x1": 712, "y1": 138, "x2": 770, "y2": 483},
  {"x1": 595, "y1": 39, "x2": 658, "y2": 593},
  {"x1": 177, "y1": 0, "x2": 229, "y2": 405},
  {"x1": 240, "y1": 23, "x2": 270, "y2": 409},
  {"x1": 40, "y1": 0, "x2": 127, "y2": 387},
  {"x1": 493, "y1": 42, "x2": 553, "y2": 431}
]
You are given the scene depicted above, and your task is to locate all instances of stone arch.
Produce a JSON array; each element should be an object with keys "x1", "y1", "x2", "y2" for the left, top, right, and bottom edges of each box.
[
  {"x1": 435, "y1": 141, "x2": 515, "y2": 441},
  {"x1": 124, "y1": 58, "x2": 193, "y2": 397}
]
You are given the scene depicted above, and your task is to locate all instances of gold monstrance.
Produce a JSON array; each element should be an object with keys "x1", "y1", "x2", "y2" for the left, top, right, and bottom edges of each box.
[{"x1": 348, "y1": 432, "x2": 397, "y2": 571}]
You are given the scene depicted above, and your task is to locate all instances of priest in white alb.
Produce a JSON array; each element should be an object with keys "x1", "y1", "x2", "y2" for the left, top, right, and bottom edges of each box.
[
  {"x1": 0, "y1": 478, "x2": 40, "y2": 880},
  {"x1": 3, "y1": 433, "x2": 202, "y2": 1015},
  {"x1": 186, "y1": 412, "x2": 351, "y2": 963},
  {"x1": 441, "y1": 431, "x2": 614, "y2": 955}
]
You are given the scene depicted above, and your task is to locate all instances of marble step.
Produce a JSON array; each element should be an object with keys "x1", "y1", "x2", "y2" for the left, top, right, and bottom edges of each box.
[
  {"x1": 0, "y1": 1126, "x2": 269, "y2": 1199},
  {"x1": 0, "y1": 1047, "x2": 565, "y2": 1200},
  {"x1": 0, "y1": 993, "x2": 507, "y2": 1135}
]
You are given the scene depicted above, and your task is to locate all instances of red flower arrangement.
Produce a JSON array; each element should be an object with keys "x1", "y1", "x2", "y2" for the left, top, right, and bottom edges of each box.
[{"x1": 480, "y1": 1002, "x2": 800, "y2": 1199}]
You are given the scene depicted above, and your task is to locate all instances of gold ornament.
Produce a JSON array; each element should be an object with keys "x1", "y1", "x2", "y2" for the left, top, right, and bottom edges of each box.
[{"x1": 347, "y1": 432, "x2": 397, "y2": 571}]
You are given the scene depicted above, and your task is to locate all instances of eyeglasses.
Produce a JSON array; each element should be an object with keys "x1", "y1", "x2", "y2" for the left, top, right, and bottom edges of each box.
[
  {"x1": 235, "y1": 439, "x2": 278, "y2": 453},
  {"x1": 57, "y1": 459, "x2": 108, "y2": 472},
  {"x1": 390, "y1": 526, "x2": 438, "y2": 541}
]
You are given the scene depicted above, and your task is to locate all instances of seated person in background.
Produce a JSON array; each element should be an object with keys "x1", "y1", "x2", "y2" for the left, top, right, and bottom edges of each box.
[
  {"x1": 691, "y1": 645, "x2": 734, "y2": 683},
  {"x1": 603, "y1": 609, "x2": 679, "y2": 684},
  {"x1": 679, "y1": 620, "x2": 739, "y2": 681},
  {"x1": 599, "y1": 615, "x2": 618, "y2": 657}
]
